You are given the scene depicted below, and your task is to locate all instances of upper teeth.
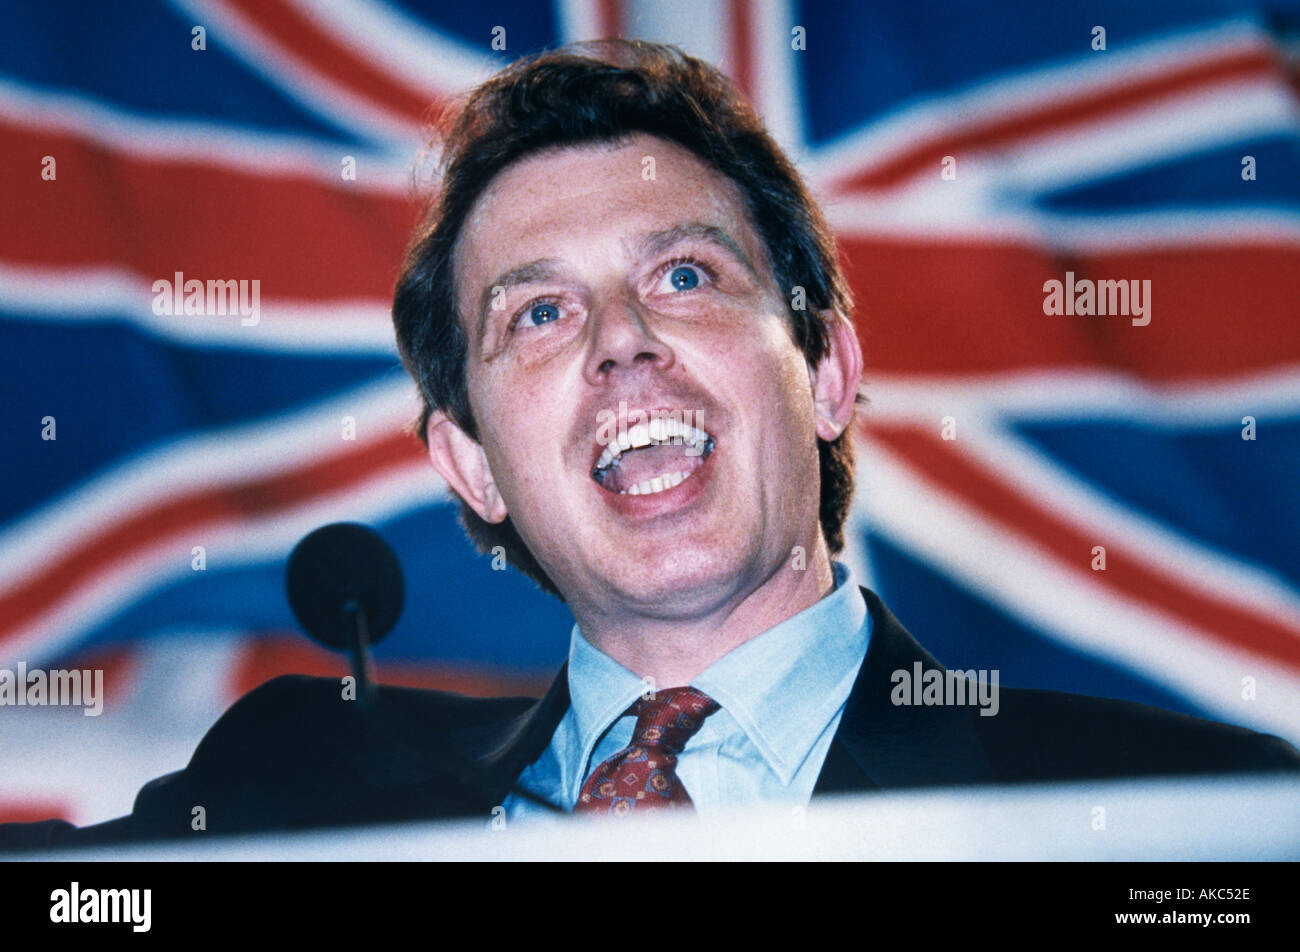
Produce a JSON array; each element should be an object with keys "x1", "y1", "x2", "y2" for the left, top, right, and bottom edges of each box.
[{"x1": 593, "y1": 417, "x2": 713, "y2": 472}]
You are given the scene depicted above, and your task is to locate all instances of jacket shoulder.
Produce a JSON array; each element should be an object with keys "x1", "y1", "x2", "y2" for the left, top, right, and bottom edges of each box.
[
  {"x1": 979, "y1": 686, "x2": 1300, "y2": 782},
  {"x1": 185, "y1": 673, "x2": 535, "y2": 757},
  {"x1": 124, "y1": 675, "x2": 537, "y2": 841}
]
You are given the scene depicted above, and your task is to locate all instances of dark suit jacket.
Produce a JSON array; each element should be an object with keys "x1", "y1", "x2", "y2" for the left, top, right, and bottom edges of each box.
[{"x1": 5, "y1": 587, "x2": 1298, "y2": 850}]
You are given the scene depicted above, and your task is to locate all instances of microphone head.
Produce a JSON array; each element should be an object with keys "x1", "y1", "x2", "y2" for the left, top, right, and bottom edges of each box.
[{"x1": 285, "y1": 522, "x2": 405, "y2": 650}]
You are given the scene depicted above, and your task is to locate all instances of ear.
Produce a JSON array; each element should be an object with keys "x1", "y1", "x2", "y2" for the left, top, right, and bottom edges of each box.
[
  {"x1": 809, "y1": 311, "x2": 863, "y2": 442},
  {"x1": 425, "y1": 411, "x2": 509, "y2": 523}
]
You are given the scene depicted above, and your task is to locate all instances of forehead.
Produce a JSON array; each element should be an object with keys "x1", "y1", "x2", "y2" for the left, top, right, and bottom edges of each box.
[{"x1": 451, "y1": 133, "x2": 764, "y2": 306}]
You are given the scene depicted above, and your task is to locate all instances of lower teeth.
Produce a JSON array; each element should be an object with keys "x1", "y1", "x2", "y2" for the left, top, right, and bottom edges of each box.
[{"x1": 624, "y1": 471, "x2": 687, "y2": 495}]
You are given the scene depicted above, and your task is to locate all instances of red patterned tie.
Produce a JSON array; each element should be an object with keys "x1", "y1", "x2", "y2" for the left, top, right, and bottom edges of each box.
[{"x1": 575, "y1": 687, "x2": 720, "y2": 817}]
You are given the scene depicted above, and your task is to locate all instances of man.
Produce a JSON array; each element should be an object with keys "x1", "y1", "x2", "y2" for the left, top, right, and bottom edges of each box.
[{"x1": 4, "y1": 40, "x2": 1297, "y2": 848}]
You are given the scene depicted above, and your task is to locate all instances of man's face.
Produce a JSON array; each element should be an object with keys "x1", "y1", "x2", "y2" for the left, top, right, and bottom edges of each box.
[{"x1": 443, "y1": 133, "x2": 831, "y2": 619}]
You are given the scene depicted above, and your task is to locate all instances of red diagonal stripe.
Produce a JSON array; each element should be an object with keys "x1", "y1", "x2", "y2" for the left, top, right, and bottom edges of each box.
[
  {"x1": 835, "y1": 47, "x2": 1281, "y2": 193},
  {"x1": 220, "y1": 0, "x2": 446, "y2": 127},
  {"x1": 869, "y1": 422, "x2": 1300, "y2": 672},
  {"x1": 0, "y1": 430, "x2": 427, "y2": 647},
  {"x1": 1, "y1": 117, "x2": 418, "y2": 301}
]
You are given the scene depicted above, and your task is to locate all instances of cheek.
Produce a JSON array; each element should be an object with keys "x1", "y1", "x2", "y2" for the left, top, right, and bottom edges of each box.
[
  {"x1": 472, "y1": 379, "x2": 567, "y2": 500},
  {"x1": 467, "y1": 378, "x2": 525, "y2": 482},
  {"x1": 760, "y1": 353, "x2": 819, "y2": 460}
]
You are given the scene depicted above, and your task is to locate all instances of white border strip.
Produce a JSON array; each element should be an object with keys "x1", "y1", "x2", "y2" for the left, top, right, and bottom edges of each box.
[{"x1": 0, "y1": 264, "x2": 400, "y2": 355}]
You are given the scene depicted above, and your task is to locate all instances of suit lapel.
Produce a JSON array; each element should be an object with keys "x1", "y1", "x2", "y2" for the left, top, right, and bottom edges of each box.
[
  {"x1": 813, "y1": 588, "x2": 994, "y2": 796},
  {"x1": 329, "y1": 664, "x2": 572, "y2": 821},
  {"x1": 464, "y1": 661, "x2": 572, "y2": 807}
]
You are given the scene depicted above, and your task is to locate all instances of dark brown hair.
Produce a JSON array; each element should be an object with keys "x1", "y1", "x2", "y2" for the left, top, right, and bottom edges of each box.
[{"x1": 393, "y1": 39, "x2": 858, "y2": 599}]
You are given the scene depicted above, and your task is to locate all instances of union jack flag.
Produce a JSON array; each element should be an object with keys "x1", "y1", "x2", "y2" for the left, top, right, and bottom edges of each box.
[{"x1": 2, "y1": 0, "x2": 1298, "y2": 826}]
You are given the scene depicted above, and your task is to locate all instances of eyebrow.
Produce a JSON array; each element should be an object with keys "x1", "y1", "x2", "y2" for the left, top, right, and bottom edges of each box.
[
  {"x1": 473, "y1": 221, "x2": 761, "y2": 343},
  {"x1": 475, "y1": 259, "x2": 564, "y2": 343},
  {"x1": 635, "y1": 222, "x2": 760, "y2": 280}
]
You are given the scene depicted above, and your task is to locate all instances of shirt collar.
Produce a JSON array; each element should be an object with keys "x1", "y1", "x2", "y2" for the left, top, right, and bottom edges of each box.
[
  {"x1": 565, "y1": 620, "x2": 655, "y2": 788},
  {"x1": 565, "y1": 561, "x2": 870, "y2": 787}
]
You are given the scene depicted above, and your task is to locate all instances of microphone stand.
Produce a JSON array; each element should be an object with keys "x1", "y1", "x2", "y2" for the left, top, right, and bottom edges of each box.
[
  {"x1": 334, "y1": 585, "x2": 568, "y2": 816},
  {"x1": 341, "y1": 598, "x2": 377, "y2": 712}
]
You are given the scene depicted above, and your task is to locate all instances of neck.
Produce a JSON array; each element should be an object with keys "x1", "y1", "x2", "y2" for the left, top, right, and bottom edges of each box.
[{"x1": 573, "y1": 543, "x2": 838, "y2": 687}]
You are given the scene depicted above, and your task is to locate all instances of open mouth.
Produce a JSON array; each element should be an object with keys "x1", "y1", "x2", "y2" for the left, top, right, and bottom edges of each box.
[{"x1": 591, "y1": 416, "x2": 716, "y2": 496}]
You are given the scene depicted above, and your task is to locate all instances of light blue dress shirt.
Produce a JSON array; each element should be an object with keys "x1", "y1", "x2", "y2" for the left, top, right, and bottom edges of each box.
[{"x1": 503, "y1": 562, "x2": 871, "y2": 820}]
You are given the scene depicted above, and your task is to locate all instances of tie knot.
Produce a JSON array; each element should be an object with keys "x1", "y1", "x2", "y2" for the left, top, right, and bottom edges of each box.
[
  {"x1": 628, "y1": 687, "x2": 719, "y2": 755},
  {"x1": 575, "y1": 687, "x2": 720, "y2": 816}
]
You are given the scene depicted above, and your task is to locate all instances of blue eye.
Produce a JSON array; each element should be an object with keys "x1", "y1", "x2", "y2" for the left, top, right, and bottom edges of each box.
[
  {"x1": 668, "y1": 265, "x2": 700, "y2": 290},
  {"x1": 527, "y1": 302, "x2": 560, "y2": 326}
]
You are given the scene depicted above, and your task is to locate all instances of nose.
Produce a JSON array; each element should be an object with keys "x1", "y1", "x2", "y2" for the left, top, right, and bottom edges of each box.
[{"x1": 581, "y1": 292, "x2": 675, "y2": 386}]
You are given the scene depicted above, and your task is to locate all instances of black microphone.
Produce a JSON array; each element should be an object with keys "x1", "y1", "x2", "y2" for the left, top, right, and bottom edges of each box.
[
  {"x1": 284, "y1": 522, "x2": 568, "y2": 817},
  {"x1": 285, "y1": 522, "x2": 404, "y2": 709}
]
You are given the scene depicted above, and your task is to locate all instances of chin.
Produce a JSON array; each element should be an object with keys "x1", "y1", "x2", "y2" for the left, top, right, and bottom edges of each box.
[{"x1": 589, "y1": 538, "x2": 758, "y2": 613}]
